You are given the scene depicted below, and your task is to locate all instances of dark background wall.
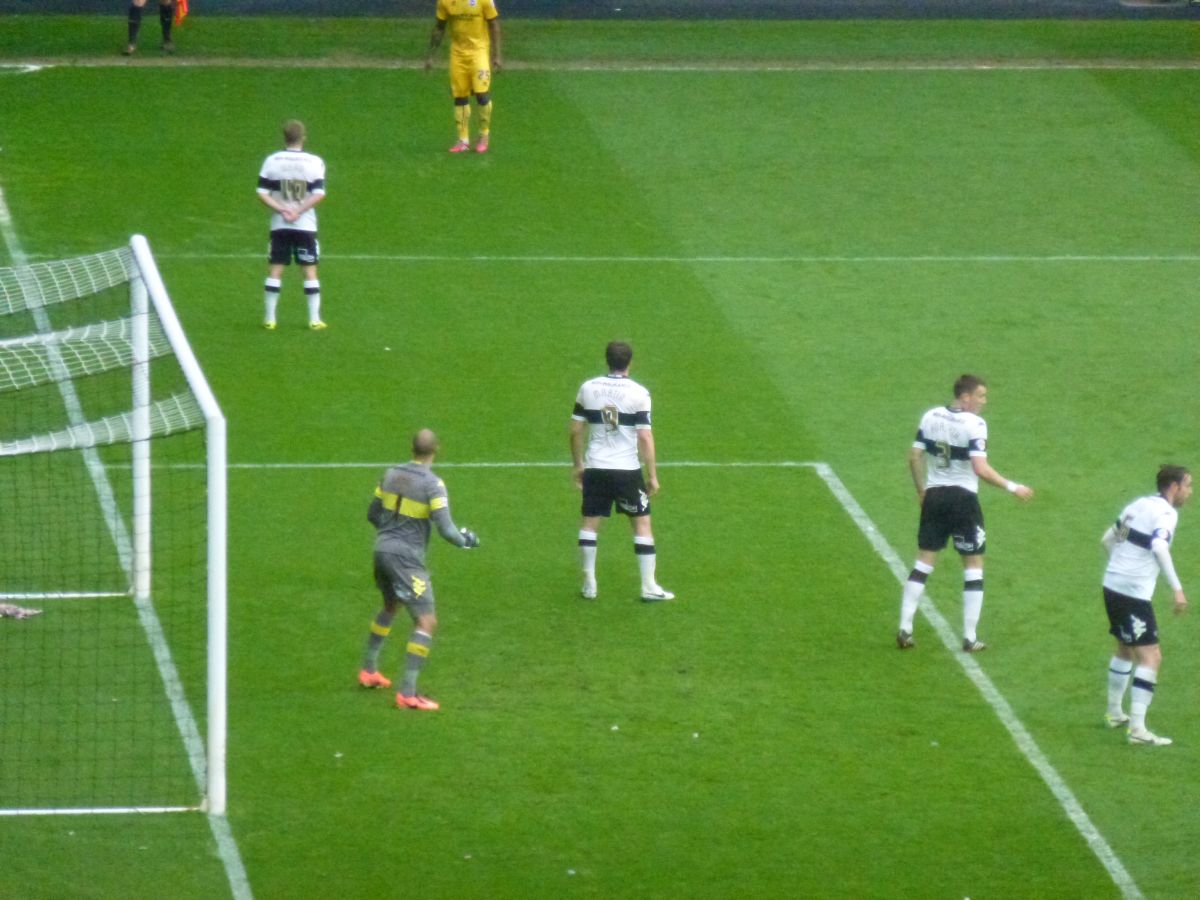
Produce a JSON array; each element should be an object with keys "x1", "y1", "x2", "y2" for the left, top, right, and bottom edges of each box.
[{"x1": 1, "y1": 0, "x2": 1196, "y2": 20}]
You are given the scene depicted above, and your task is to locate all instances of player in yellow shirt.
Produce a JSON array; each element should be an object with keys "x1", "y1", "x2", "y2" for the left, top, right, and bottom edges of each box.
[{"x1": 424, "y1": 0, "x2": 502, "y2": 154}]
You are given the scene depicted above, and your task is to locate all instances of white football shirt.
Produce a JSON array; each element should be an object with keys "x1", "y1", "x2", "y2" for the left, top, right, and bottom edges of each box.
[
  {"x1": 1104, "y1": 494, "x2": 1179, "y2": 600},
  {"x1": 572, "y1": 374, "x2": 652, "y2": 471},
  {"x1": 257, "y1": 149, "x2": 326, "y2": 233},
  {"x1": 913, "y1": 405, "x2": 988, "y2": 493}
]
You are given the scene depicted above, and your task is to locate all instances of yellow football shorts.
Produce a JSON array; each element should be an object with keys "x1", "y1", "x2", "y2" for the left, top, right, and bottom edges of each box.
[{"x1": 450, "y1": 50, "x2": 492, "y2": 98}]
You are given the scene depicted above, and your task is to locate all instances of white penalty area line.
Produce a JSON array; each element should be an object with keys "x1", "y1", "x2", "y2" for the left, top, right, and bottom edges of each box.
[
  {"x1": 244, "y1": 457, "x2": 1141, "y2": 899},
  {"x1": 0, "y1": 184, "x2": 254, "y2": 900},
  {"x1": 6, "y1": 59, "x2": 1200, "y2": 73},
  {"x1": 159, "y1": 252, "x2": 1200, "y2": 264},
  {"x1": 0, "y1": 805, "x2": 198, "y2": 817},
  {"x1": 147, "y1": 460, "x2": 815, "y2": 472},
  {"x1": 813, "y1": 462, "x2": 1144, "y2": 900},
  {"x1": 540, "y1": 61, "x2": 1200, "y2": 73}
]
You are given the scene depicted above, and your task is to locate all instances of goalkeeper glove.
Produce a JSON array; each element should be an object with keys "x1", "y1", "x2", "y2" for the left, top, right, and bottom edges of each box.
[{"x1": 459, "y1": 527, "x2": 480, "y2": 549}]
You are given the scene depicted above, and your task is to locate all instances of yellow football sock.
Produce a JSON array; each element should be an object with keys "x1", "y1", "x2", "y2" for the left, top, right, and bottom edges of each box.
[
  {"x1": 477, "y1": 100, "x2": 493, "y2": 136},
  {"x1": 454, "y1": 104, "x2": 470, "y2": 142}
]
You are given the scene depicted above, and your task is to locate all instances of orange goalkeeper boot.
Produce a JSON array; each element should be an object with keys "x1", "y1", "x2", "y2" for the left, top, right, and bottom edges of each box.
[
  {"x1": 396, "y1": 693, "x2": 440, "y2": 711},
  {"x1": 358, "y1": 670, "x2": 392, "y2": 689}
]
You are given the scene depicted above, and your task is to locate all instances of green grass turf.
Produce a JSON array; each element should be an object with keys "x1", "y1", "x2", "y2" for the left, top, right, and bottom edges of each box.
[
  {"x1": 223, "y1": 466, "x2": 1121, "y2": 900},
  {"x1": 0, "y1": 16, "x2": 1199, "y2": 900}
]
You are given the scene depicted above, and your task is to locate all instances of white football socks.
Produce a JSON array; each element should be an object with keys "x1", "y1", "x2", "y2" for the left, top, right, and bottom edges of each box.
[
  {"x1": 899, "y1": 561, "x2": 933, "y2": 633},
  {"x1": 1106, "y1": 657, "x2": 1133, "y2": 715}
]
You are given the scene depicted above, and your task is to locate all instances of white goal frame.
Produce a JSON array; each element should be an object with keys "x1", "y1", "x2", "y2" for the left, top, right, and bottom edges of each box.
[
  {"x1": 0, "y1": 235, "x2": 227, "y2": 817},
  {"x1": 131, "y1": 234, "x2": 229, "y2": 817}
]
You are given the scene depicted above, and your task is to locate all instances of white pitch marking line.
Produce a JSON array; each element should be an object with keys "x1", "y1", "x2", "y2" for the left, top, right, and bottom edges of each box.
[
  {"x1": 0, "y1": 185, "x2": 253, "y2": 900},
  {"x1": 153, "y1": 252, "x2": 1200, "y2": 264},
  {"x1": 5, "y1": 59, "x2": 1200, "y2": 73},
  {"x1": 811, "y1": 462, "x2": 1145, "y2": 900},
  {"x1": 217, "y1": 460, "x2": 820, "y2": 470},
  {"x1": 0, "y1": 805, "x2": 197, "y2": 817}
]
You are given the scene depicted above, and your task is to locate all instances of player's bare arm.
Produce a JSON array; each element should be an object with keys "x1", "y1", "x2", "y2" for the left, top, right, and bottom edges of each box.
[
  {"x1": 569, "y1": 419, "x2": 587, "y2": 490},
  {"x1": 425, "y1": 19, "x2": 446, "y2": 71},
  {"x1": 972, "y1": 457, "x2": 1033, "y2": 501},
  {"x1": 256, "y1": 192, "x2": 289, "y2": 216},
  {"x1": 637, "y1": 429, "x2": 659, "y2": 496},
  {"x1": 488, "y1": 18, "x2": 503, "y2": 71},
  {"x1": 289, "y1": 191, "x2": 325, "y2": 221},
  {"x1": 907, "y1": 446, "x2": 926, "y2": 505},
  {"x1": 257, "y1": 190, "x2": 322, "y2": 224}
]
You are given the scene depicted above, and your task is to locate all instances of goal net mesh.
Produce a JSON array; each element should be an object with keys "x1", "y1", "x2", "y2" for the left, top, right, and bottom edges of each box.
[{"x1": 0, "y1": 243, "x2": 219, "y2": 814}]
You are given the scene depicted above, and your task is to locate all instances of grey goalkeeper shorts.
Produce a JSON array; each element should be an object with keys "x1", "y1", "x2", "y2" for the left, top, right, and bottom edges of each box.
[{"x1": 373, "y1": 550, "x2": 435, "y2": 616}]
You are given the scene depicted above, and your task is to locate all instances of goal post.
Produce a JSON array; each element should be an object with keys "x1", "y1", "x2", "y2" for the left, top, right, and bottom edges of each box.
[
  {"x1": 130, "y1": 234, "x2": 229, "y2": 816},
  {"x1": 0, "y1": 235, "x2": 227, "y2": 817}
]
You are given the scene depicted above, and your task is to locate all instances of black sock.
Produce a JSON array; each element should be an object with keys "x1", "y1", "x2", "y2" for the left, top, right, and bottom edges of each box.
[
  {"x1": 160, "y1": 4, "x2": 174, "y2": 41},
  {"x1": 127, "y1": 5, "x2": 142, "y2": 44}
]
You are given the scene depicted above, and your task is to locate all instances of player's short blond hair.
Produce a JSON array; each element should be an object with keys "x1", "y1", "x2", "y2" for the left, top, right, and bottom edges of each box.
[{"x1": 282, "y1": 120, "x2": 306, "y2": 146}]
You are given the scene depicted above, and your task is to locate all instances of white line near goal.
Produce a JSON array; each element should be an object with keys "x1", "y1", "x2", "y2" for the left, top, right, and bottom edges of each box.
[
  {"x1": 5, "y1": 59, "x2": 1200, "y2": 73},
  {"x1": 0, "y1": 805, "x2": 197, "y2": 816},
  {"x1": 155, "y1": 251, "x2": 1200, "y2": 264},
  {"x1": 808, "y1": 462, "x2": 1144, "y2": 900},
  {"x1": 218, "y1": 459, "x2": 823, "y2": 470},
  {"x1": 0, "y1": 591, "x2": 130, "y2": 600}
]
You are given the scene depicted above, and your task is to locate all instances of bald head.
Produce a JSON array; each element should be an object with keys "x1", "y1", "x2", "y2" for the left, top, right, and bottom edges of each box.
[{"x1": 412, "y1": 429, "x2": 439, "y2": 461}]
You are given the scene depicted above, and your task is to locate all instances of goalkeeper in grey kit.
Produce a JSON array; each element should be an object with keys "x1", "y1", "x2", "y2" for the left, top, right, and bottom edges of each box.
[{"x1": 357, "y1": 429, "x2": 479, "y2": 711}]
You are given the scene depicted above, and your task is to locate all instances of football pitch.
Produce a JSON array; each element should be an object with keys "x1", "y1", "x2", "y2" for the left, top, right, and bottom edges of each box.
[{"x1": 0, "y1": 15, "x2": 1198, "y2": 900}]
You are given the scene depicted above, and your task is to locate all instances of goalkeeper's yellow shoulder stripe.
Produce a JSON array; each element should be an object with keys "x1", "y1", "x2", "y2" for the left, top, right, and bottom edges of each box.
[{"x1": 373, "y1": 487, "x2": 431, "y2": 519}]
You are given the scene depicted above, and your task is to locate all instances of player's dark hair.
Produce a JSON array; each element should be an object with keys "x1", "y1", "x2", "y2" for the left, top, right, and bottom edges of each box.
[
  {"x1": 953, "y1": 373, "x2": 986, "y2": 399},
  {"x1": 283, "y1": 119, "x2": 306, "y2": 146},
  {"x1": 1157, "y1": 465, "x2": 1190, "y2": 493},
  {"x1": 606, "y1": 341, "x2": 633, "y2": 372}
]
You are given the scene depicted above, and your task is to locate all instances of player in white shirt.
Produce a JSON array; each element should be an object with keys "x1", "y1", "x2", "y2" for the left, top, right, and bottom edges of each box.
[
  {"x1": 569, "y1": 341, "x2": 673, "y2": 602},
  {"x1": 897, "y1": 374, "x2": 1034, "y2": 651},
  {"x1": 256, "y1": 120, "x2": 327, "y2": 330},
  {"x1": 1100, "y1": 465, "x2": 1191, "y2": 746}
]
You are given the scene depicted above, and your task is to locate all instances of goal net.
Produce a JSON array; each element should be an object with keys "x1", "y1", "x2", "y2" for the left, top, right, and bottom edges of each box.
[{"x1": 0, "y1": 236, "x2": 227, "y2": 816}]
